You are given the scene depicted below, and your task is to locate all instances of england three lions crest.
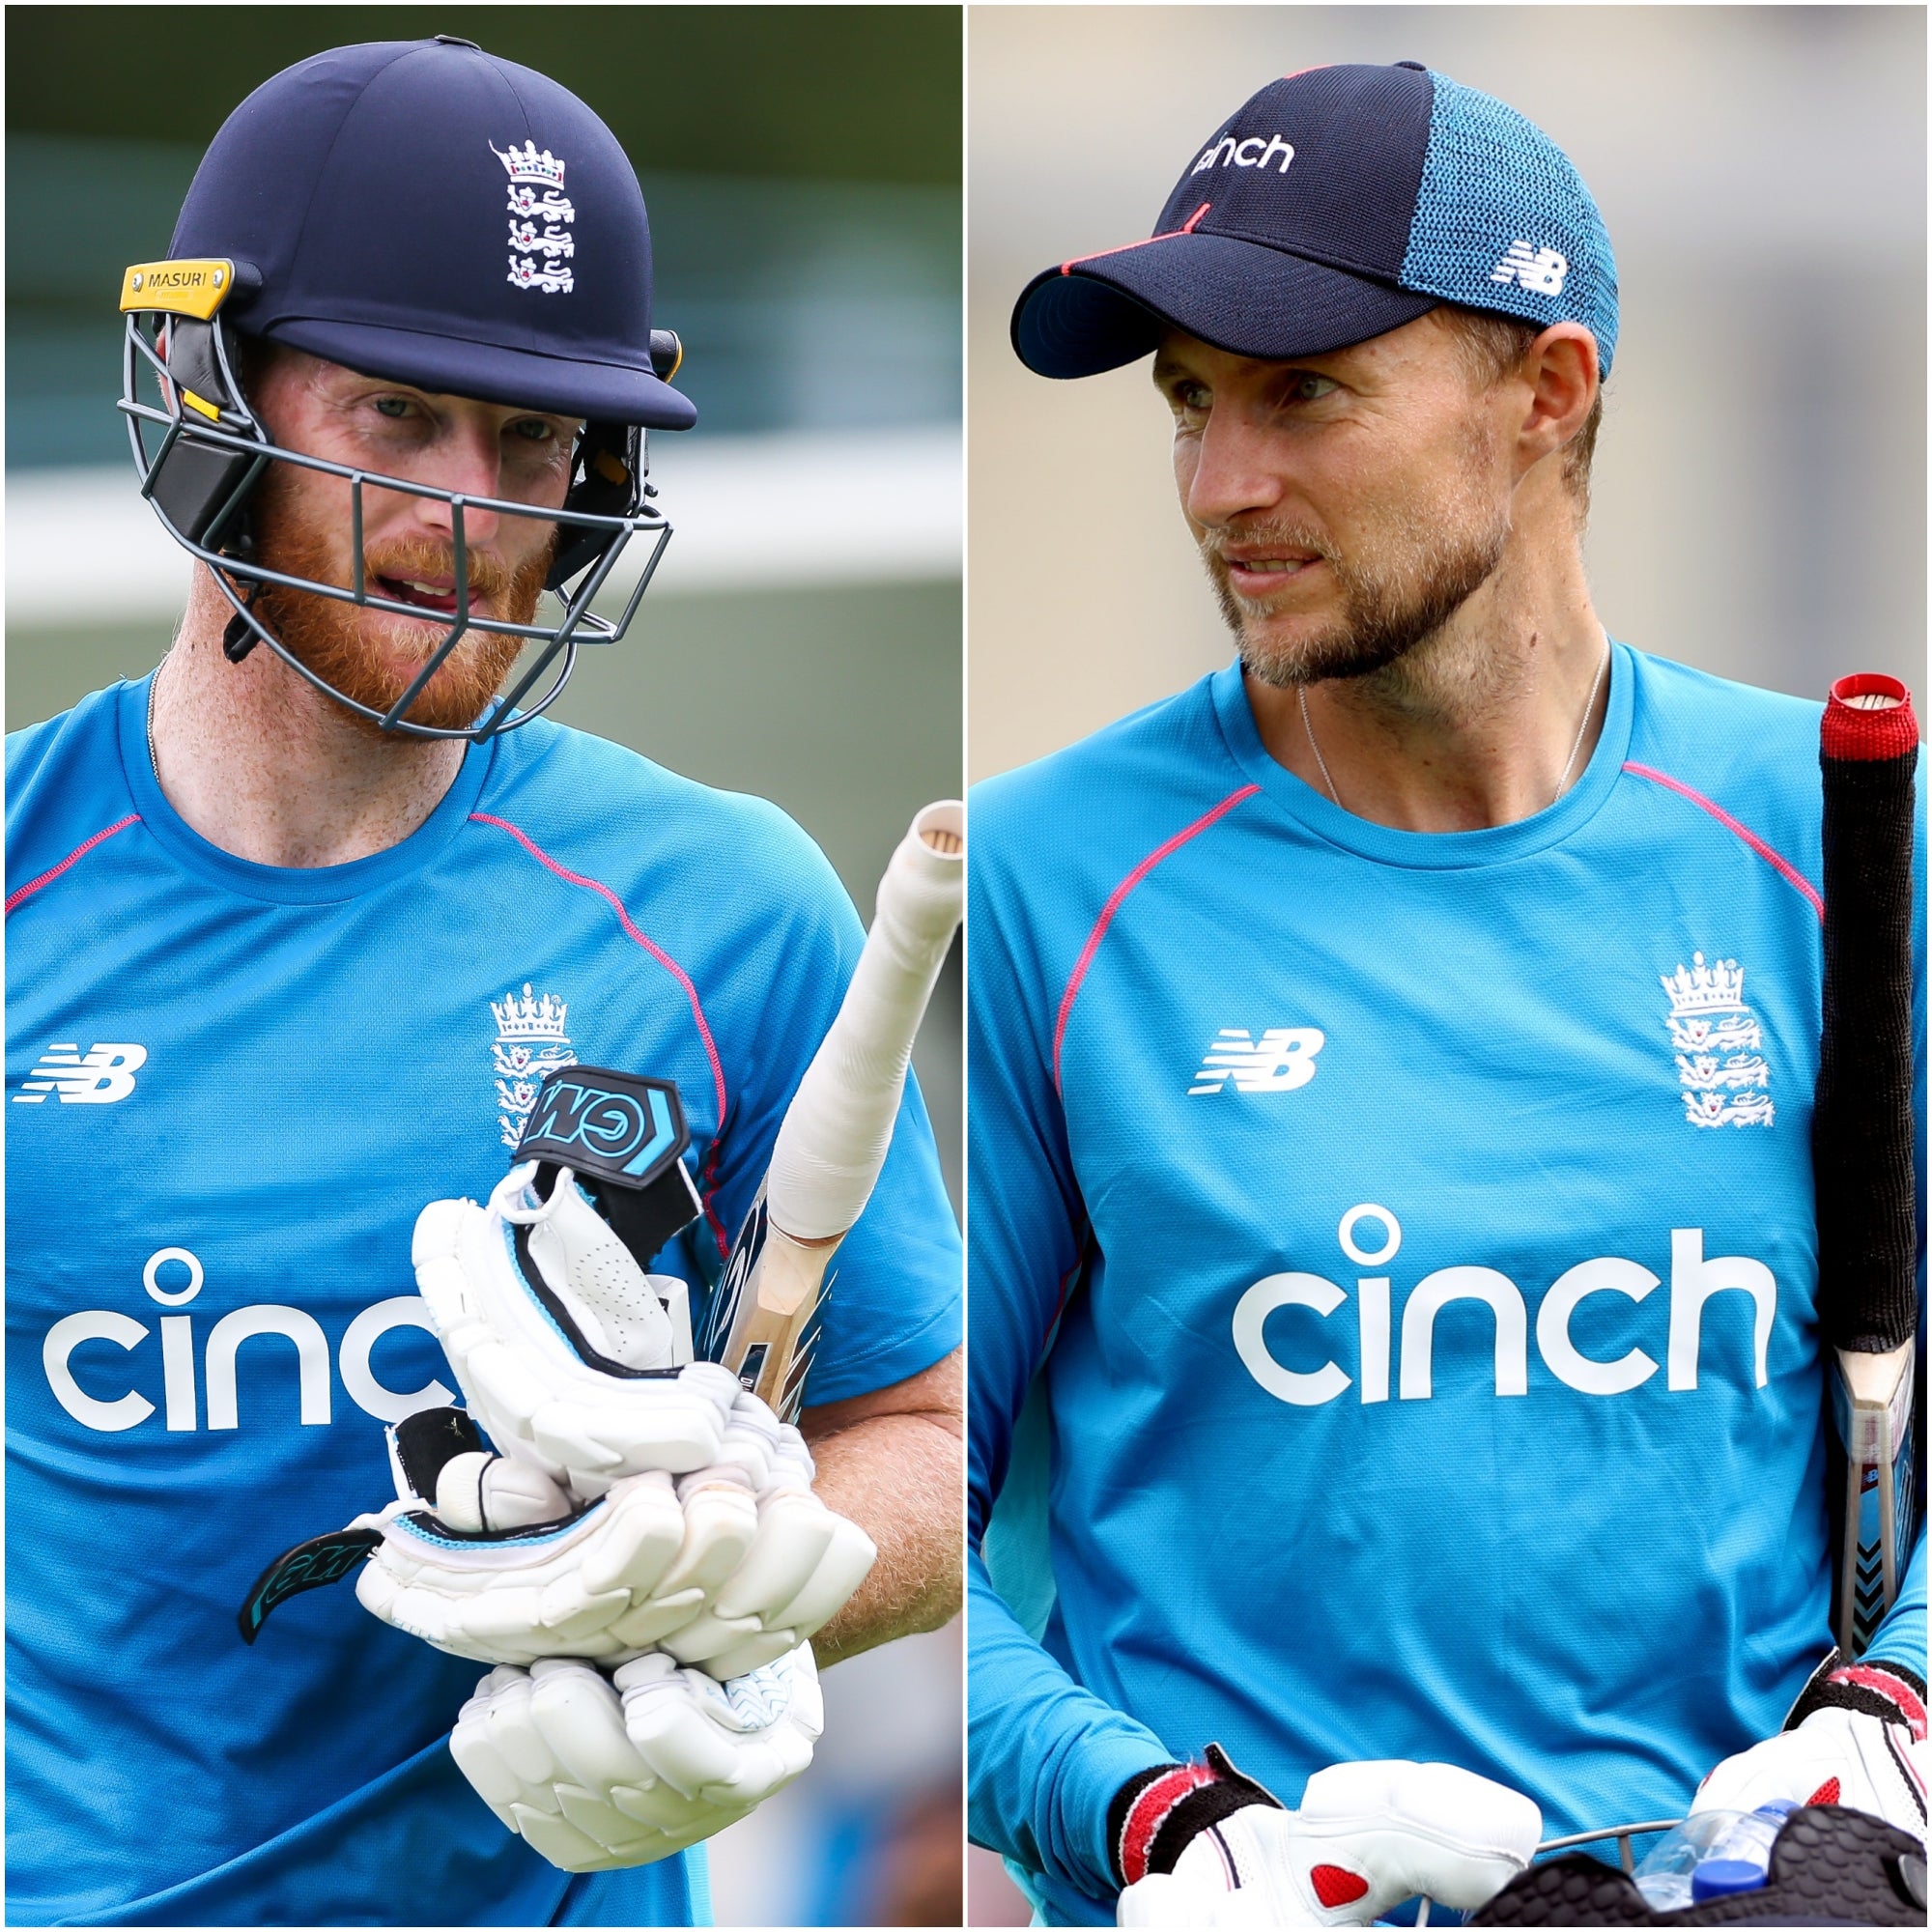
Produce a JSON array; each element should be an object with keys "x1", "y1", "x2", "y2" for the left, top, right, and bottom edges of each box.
[
  {"x1": 493, "y1": 140, "x2": 576, "y2": 295},
  {"x1": 492, "y1": 982, "x2": 579, "y2": 1147},
  {"x1": 1662, "y1": 952, "x2": 1773, "y2": 1128}
]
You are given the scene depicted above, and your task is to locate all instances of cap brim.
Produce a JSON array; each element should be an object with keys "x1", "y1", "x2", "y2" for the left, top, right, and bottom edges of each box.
[
  {"x1": 263, "y1": 317, "x2": 697, "y2": 430},
  {"x1": 1013, "y1": 232, "x2": 1439, "y2": 379}
]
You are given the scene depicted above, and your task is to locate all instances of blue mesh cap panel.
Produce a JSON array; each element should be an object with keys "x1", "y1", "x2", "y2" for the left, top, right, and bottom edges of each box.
[
  {"x1": 1399, "y1": 72, "x2": 1620, "y2": 374},
  {"x1": 1152, "y1": 65, "x2": 1435, "y2": 278}
]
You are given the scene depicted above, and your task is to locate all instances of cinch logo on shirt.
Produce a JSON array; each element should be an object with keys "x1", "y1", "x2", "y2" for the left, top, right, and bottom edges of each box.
[
  {"x1": 1191, "y1": 1027, "x2": 1324, "y2": 1094},
  {"x1": 1233, "y1": 1204, "x2": 1776, "y2": 1408},
  {"x1": 14, "y1": 1041, "x2": 148, "y2": 1104},
  {"x1": 41, "y1": 1244, "x2": 451, "y2": 1435},
  {"x1": 1490, "y1": 241, "x2": 1569, "y2": 296}
]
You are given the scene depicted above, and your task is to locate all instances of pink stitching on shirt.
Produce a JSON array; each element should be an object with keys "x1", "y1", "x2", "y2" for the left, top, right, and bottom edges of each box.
[
  {"x1": 469, "y1": 811, "x2": 732, "y2": 1256},
  {"x1": 1052, "y1": 784, "x2": 1261, "y2": 1094},
  {"x1": 1622, "y1": 764, "x2": 1824, "y2": 923},
  {"x1": 6, "y1": 814, "x2": 141, "y2": 915}
]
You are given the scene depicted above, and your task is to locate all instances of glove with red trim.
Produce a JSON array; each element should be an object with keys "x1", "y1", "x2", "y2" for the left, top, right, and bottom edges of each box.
[
  {"x1": 1692, "y1": 1651, "x2": 1927, "y2": 1842},
  {"x1": 1110, "y1": 1745, "x2": 1541, "y2": 1927}
]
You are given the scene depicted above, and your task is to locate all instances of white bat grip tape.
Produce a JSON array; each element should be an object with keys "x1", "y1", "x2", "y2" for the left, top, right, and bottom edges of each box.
[{"x1": 767, "y1": 801, "x2": 964, "y2": 1242}]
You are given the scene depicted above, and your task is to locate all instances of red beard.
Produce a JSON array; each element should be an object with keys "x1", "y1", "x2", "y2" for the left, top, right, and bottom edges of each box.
[{"x1": 248, "y1": 479, "x2": 554, "y2": 733}]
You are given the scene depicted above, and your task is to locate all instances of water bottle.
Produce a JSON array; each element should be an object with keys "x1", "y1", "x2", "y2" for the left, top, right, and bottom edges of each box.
[{"x1": 1634, "y1": 1802, "x2": 1797, "y2": 1910}]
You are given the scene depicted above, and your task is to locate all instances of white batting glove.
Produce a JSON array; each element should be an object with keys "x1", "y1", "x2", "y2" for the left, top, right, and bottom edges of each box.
[
  {"x1": 413, "y1": 1167, "x2": 737, "y2": 1498},
  {"x1": 1113, "y1": 1749, "x2": 1540, "y2": 1928},
  {"x1": 1693, "y1": 1655, "x2": 1928, "y2": 1842},
  {"x1": 652, "y1": 1404, "x2": 877, "y2": 1680},
  {"x1": 448, "y1": 1642, "x2": 822, "y2": 1871},
  {"x1": 355, "y1": 1420, "x2": 873, "y2": 1674},
  {"x1": 355, "y1": 1470, "x2": 718, "y2": 1665}
]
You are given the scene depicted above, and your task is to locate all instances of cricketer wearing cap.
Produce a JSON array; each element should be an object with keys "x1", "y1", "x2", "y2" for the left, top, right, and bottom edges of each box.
[
  {"x1": 6, "y1": 40, "x2": 960, "y2": 1929},
  {"x1": 969, "y1": 61, "x2": 1925, "y2": 1926}
]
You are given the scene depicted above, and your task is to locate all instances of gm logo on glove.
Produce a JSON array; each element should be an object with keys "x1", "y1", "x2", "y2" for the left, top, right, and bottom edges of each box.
[{"x1": 518, "y1": 1066, "x2": 689, "y2": 1183}]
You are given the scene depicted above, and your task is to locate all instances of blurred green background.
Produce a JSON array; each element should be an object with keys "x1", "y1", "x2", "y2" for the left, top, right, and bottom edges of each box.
[{"x1": 6, "y1": 10, "x2": 961, "y2": 1928}]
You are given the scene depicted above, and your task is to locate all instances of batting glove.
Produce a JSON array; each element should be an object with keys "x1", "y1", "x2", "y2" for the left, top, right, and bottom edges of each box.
[
  {"x1": 449, "y1": 1641, "x2": 823, "y2": 1871},
  {"x1": 1692, "y1": 1653, "x2": 1927, "y2": 1841},
  {"x1": 351, "y1": 1402, "x2": 873, "y2": 1675},
  {"x1": 413, "y1": 1164, "x2": 734, "y2": 1497},
  {"x1": 1112, "y1": 1747, "x2": 1541, "y2": 1927}
]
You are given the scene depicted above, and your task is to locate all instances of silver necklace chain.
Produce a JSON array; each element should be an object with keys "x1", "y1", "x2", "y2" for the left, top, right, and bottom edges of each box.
[
  {"x1": 146, "y1": 659, "x2": 163, "y2": 777},
  {"x1": 1296, "y1": 684, "x2": 1343, "y2": 807},
  {"x1": 1551, "y1": 639, "x2": 1612, "y2": 803},
  {"x1": 1297, "y1": 639, "x2": 1612, "y2": 816}
]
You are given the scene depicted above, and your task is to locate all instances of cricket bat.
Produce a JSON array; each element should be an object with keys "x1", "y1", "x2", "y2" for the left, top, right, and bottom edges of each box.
[
  {"x1": 708, "y1": 800, "x2": 964, "y2": 1419},
  {"x1": 1813, "y1": 673, "x2": 1921, "y2": 1656}
]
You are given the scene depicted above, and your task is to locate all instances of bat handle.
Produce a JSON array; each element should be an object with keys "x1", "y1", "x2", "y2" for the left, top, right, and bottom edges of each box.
[{"x1": 767, "y1": 801, "x2": 964, "y2": 1242}]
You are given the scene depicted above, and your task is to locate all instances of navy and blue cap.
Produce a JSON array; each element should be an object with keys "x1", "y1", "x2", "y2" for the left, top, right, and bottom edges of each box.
[
  {"x1": 170, "y1": 37, "x2": 695, "y2": 430},
  {"x1": 1013, "y1": 62, "x2": 1617, "y2": 383}
]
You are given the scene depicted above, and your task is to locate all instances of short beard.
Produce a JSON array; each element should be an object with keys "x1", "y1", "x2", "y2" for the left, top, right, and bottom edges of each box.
[
  {"x1": 1204, "y1": 489, "x2": 1511, "y2": 692},
  {"x1": 246, "y1": 482, "x2": 552, "y2": 735}
]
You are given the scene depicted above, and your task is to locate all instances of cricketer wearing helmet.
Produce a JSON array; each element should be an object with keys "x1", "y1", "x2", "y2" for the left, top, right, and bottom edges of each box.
[
  {"x1": 967, "y1": 62, "x2": 1925, "y2": 1926},
  {"x1": 7, "y1": 40, "x2": 960, "y2": 1928}
]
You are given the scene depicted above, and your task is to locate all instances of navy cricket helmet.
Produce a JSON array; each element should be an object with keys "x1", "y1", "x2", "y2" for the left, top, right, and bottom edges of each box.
[{"x1": 119, "y1": 37, "x2": 694, "y2": 740}]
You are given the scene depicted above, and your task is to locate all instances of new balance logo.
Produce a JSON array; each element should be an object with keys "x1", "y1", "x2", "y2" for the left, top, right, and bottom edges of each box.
[
  {"x1": 1190, "y1": 1027, "x2": 1324, "y2": 1094},
  {"x1": 14, "y1": 1042, "x2": 148, "y2": 1104},
  {"x1": 1490, "y1": 242, "x2": 1569, "y2": 296}
]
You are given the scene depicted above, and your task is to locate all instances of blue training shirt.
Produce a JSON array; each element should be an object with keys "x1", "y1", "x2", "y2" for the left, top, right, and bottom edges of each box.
[
  {"x1": 967, "y1": 645, "x2": 1925, "y2": 1925},
  {"x1": 6, "y1": 674, "x2": 961, "y2": 1928}
]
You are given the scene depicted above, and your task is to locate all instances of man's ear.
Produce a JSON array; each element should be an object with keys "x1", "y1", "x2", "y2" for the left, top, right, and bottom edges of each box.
[{"x1": 1515, "y1": 323, "x2": 1598, "y2": 476}]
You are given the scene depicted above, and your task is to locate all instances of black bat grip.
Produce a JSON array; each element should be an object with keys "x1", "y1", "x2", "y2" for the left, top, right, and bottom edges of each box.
[{"x1": 1814, "y1": 674, "x2": 1919, "y2": 1354}]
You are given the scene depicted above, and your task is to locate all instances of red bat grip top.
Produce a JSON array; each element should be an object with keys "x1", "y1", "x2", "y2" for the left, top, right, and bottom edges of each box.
[{"x1": 1821, "y1": 672, "x2": 1919, "y2": 762}]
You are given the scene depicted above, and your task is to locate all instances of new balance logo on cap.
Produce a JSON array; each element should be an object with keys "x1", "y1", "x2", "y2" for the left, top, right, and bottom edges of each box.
[
  {"x1": 1191, "y1": 132, "x2": 1296, "y2": 176},
  {"x1": 14, "y1": 1042, "x2": 148, "y2": 1104},
  {"x1": 1190, "y1": 1027, "x2": 1324, "y2": 1094},
  {"x1": 1490, "y1": 242, "x2": 1569, "y2": 296}
]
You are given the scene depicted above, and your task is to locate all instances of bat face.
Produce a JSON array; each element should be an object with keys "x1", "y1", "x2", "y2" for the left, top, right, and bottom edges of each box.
[
  {"x1": 703, "y1": 1185, "x2": 833, "y2": 1422},
  {"x1": 702, "y1": 1184, "x2": 769, "y2": 1385},
  {"x1": 1833, "y1": 1342, "x2": 1917, "y2": 1656}
]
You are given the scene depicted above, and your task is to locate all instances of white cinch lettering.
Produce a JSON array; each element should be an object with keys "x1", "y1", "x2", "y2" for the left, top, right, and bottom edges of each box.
[
  {"x1": 1667, "y1": 1229, "x2": 1775, "y2": 1390},
  {"x1": 43, "y1": 1287, "x2": 451, "y2": 1435},
  {"x1": 1193, "y1": 133, "x2": 1294, "y2": 176},
  {"x1": 205, "y1": 1304, "x2": 332, "y2": 1429},
  {"x1": 160, "y1": 1315, "x2": 197, "y2": 1430},
  {"x1": 1339, "y1": 1204, "x2": 1401, "y2": 1267},
  {"x1": 1400, "y1": 1266, "x2": 1528, "y2": 1400},
  {"x1": 143, "y1": 1247, "x2": 203, "y2": 1305},
  {"x1": 1230, "y1": 1220, "x2": 1779, "y2": 1410},
  {"x1": 43, "y1": 1311, "x2": 155, "y2": 1432},
  {"x1": 1233, "y1": 1273, "x2": 1350, "y2": 1406},
  {"x1": 340, "y1": 1296, "x2": 455, "y2": 1422},
  {"x1": 1357, "y1": 1277, "x2": 1392, "y2": 1405},
  {"x1": 1538, "y1": 1257, "x2": 1662, "y2": 1395}
]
